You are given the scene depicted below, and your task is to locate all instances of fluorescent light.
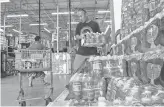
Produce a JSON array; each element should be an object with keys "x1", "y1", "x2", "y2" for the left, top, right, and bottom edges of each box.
[
  {"x1": 0, "y1": 29, "x2": 4, "y2": 32},
  {"x1": 12, "y1": 29, "x2": 23, "y2": 34},
  {"x1": 105, "y1": 25, "x2": 111, "y2": 34},
  {"x1": 98, "y1": 10, "x2": 110, "y2": 13},
  {"x1": 44, "y1": 28, "x2": 51, "y2": 33},
  {"x1": 67, "y1": 22, "x2": 78, "y2": 24},
  {"x1": 104, "y1": 20, "x2": 112, "y2": 23},
  {"x1": 52, "y1": 12, "x2": 74, "y2": 15},
  {"x1": 1, "y1": 25, "x2": 13, "y2": 28},
  {"x1": 0, "y1": 0, "x2": 10, "y2": 3},
  {"x1": 7, "y1": 33, "x2": 13, "y2": 37},
  {"x1": 7, "y1": 14, "x2": 28, "y2": 18},
  {"x1": 29, "y1": 23, "x2": 47, "y2": 26}
]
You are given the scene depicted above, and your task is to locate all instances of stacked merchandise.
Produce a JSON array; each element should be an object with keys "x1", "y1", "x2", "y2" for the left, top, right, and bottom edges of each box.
[
  {"x1": 66, "y1": 60, "x2": 110, "y2": 106},
  {"x1": 19, "y1": 34, "x2": 35, "y2": 44},
  {"x1": 103, "y1": 0, "x2": 164, "y2": 106},
  {"x1": 52, "y1": 53, "x2": 71, "y2": 74},
  {"x1": 121, "y1": 0, "x2": 164, "y2": 39},
  {"x1": 15, "y1": 50, "x2": 51, "y2": 70},
  {"x1": 64, "y1": 0, "x2": 164, "y2": 106},
  {"x1": 0, "y1": 36, "x2": 7, "y2": 50},
  {"x1": 82, "y1": 32, "x2": 106, "y2": 47}
]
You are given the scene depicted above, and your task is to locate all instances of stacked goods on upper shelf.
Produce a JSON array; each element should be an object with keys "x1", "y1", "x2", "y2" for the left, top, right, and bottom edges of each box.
[
  {"x1": 103, "y1": 0, "x2": 164, "y2": 104},
  {"x1": 115, "y1": 3, "x2": 164, "y2": 56},
  {"x1": 82, "y1": 32, "x2": 106, "y2": 47},
  {"x1": 121, "y1": 0, "x2": 164, "y2": 39}
]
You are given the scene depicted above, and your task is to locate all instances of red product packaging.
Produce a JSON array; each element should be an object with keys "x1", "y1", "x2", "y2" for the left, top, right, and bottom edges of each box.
[
  {"x1": 106, "y1": 78, "x2": 112, "y2": 101},
  {"x1": 118, "y1": 44, "x2": 123, "y2": 55},
  {"x1": 149, "y1": 0, "x2": 160, "y2": 18},
  {"x1": 136, "y1": 14, "x2": 145, "y2": 28},
  {"x1": 158, "y1": 0, "x2": 164, "y2": 12},
  {"x1": 139, "y1": 61, "x2": 151, "y2": 84},
  {"x1": 130, "y1": 35, "x2": 138, "y2": 54},
  {"x1": 145, "y1": 57, "x2": 163, "y2": 85},
  {"x1": 122, "y1": 59, "x2": 129, "y2": 77},
  {"x1": 133, "y1": 33, "x2": 142, "y2": 53},
  {"x1": 124, "y1": 39, "x2": 133, "y2": 55},
  {"x1": 145, "y1": 19, "x2": 160, "y2": 51},
  {"x1": 154, "y1": 17, "x2": 164, "y2": 48},
  {"x1": 129, "y1": 58, "x2": 142, "y2": 80},
  {"x1": 154, "y1": 29, "x2": 164, "y2": 48},
  {"x1": 130, "y1": 18, "x2": 137, "y2": 31}
]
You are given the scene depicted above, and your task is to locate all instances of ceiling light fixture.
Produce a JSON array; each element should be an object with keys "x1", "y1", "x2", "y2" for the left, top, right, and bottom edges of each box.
[
  {"x1": 98, "y1": 10, "x2": 110, "y2": 13},
  {"x1": 105, "y1": 25, "x2": 111, "y2": 34},
  {"x1": 0, "y1": 29, "x2": 4, "y2": 32},
  {"x1": 12, "y1": 29, "x2": 23, "y2": 34},
  {"x1": 104, "y1": 20, "x2": 112, "y2": 23},
  {"x1": 52, "y1": 12, "x2": 74, "y2": 15},
  {"x1": 7, "y1": 14, "x2": 28, "y2": 18},
  {"x1": 29, "y1": 23, "x2": 48, "y2": 26},
  {"x1": 44, "y1": 28, "x2": 51, "y2": 33},
  {"x1": 1, "y1": 25, "x2": 13, "y2": 28},
  {"x1": 67, "y1": 22, "x2": 78, "y2": 24},
  {"x1": 0, "y1": 0, "x2": 10, "y2": 3}
]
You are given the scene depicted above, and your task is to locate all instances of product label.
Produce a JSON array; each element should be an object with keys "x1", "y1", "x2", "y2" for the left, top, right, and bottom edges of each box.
[
  {"x1": 136, "y1": 16, "x2": 143, "y2": 27},
  {"x1": 122, "y1": 44, "x2": 125, "y2": 54},
  {"x1": 147, "y1": 63, "x2": 161, "y2": 83},
  {"x1": 131, "y1": 62, "x2": 137, "y2": 77},
  {"x1": 87, "y1": 91, "x2": 94, "y2": 98},
  {"x1": 131, "y1": 37, "x2": 137, "y2": 53},
  {"x1": 147, "y1": 25, "x2": 158, "y2": 48},
  {"x1": 72, "y1": 82, "x2": 81, "y2": 92},
  {"x1": 149, "y1": 1, "x2": 156, "y2": 11},
  {"x1": 111, "y1": 90, "x2": 116, "y2": 100}
]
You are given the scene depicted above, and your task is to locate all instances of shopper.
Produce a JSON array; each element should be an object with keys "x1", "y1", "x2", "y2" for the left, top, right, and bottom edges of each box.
[
  {"x1": 66, "y1": 8, "x2": 101, "y2": 89},
  {"x1": 27, "y1": 36, "x2": 49, "y2": 87},
  {"x1": 72, "y1": 8, "x2": 101, "y2": 73}
]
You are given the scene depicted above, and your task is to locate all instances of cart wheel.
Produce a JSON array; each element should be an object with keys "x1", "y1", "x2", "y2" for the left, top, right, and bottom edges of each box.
[
  {"x1": 45, "y1": 97, "x2": 52, "y2": 106},
  {"x1": 19, "y1": 101, "x2": 26, "y2": 106}
]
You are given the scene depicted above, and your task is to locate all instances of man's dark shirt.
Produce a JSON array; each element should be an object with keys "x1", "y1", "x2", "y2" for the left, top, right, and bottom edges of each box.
[{"x1": 75, "y1": 20, "x2": 101, "y2": 56}]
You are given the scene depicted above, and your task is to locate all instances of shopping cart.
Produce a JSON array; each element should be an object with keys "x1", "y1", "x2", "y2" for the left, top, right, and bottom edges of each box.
[{"x1": 15, "y1": 49, "x2": 53, "y2": 106}]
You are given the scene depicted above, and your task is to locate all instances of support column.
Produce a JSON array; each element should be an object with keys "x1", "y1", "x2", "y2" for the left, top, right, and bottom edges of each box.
[{"x1": 110, "y1": 0, "x2": 115, "y2": 44}]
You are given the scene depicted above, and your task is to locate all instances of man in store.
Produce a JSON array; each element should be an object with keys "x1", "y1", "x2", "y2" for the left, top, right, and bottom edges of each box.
[
  {"x1": 28, "y1": 36, "x2": 49, "y2": 87},
  {"x1": 66, "y1": 8, "x2": 102, "y2": 89},
  {"x1": 72, "y1": 8, "x2": 101, "y2": 73}
]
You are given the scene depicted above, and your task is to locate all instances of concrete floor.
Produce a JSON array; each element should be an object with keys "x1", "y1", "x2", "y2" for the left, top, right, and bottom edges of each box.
[{"x1": 1, "y1": 74, "x2": 71, "y2": 106}]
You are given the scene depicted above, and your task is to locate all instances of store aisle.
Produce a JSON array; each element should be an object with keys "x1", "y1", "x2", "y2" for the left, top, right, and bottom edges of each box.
[{"x1": 1, "y1": 74, "x2": 71, "y2": 106}]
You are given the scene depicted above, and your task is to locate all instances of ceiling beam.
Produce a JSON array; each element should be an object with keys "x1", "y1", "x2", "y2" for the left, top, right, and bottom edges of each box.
[{"x1": 1, "y1": 7, "x2": 108, "y2": 13}]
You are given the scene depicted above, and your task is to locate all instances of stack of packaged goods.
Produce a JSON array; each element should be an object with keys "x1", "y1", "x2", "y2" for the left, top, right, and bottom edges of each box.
[
  {"x1": 15, "y1": 50, "x2": 51, "y2": 70},
  {"x1": 19, "y1": 34, "x2": 36, "y2": 44},
  {"x1": 82, "y1": 32, "x2": 106, "y2": 47},
  {"x1": 67, "y1": 59, "x2": 110, "y2": 106},
  {"x1": 105, "y1": 0, "x2": 164, "y2": 106},
  {"x1": 52, "y1": 53, "x2": 71, "y2": 74},
  {"x1": 121, "y1": 0, "x2": 164, "y2": 39},
  {"x1": 56, "y1": 1, "x2": 164, "y2": 106},
  {"x1": 0, "y1": 36, "x2": 7, "y2": 50},
  {"x1": 106, "y1": 77, "x2": 164, "y2": 106}
]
